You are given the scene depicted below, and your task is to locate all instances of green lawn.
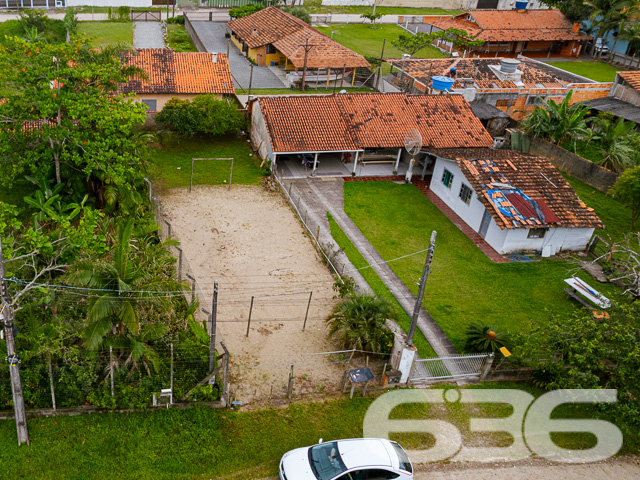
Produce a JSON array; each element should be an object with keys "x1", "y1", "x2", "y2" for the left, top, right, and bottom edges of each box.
[
  {"x1": 147, "y1": 135, "x2": 268, "y2": 189},
  {"x1": 545, "y1": 61, "x2": 619, "y2": 82},
  {"x1": 327, "y1": 213, "x2": 436, "y2": 358},
  {"x1": 315, "y1": 24, "x2": 446, "y2": 62},
  {"x1": 78, "y1": 21, "x2": 133, "y2": 47},
  {"x1": 342, "y1": 181, "x2": 625, "y2": 350},
  {"x1": 304, "y1": 0, "x2": 461, "y2": 16},
  {"x1": 1, "y1": 382, "x2": 636, "y2": 479},
  {"x1": 565, "y1": 175, "x2": 634, "y2": 243}
]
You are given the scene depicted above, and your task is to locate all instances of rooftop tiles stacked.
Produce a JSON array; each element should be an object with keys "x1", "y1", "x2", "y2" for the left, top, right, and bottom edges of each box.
[{"x1": 121, "y1": 49, "x2": 235, "y2": 95}]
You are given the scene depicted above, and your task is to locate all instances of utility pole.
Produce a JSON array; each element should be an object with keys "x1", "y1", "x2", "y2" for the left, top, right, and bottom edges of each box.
[
  {"x1": 406, "y1": 230, "x2": 437, "y2": 347},
  {"x1": 209, "y1": 280, "x2": 218, "y2": 374},
  {"x1": 299, "y1": 38, "x2": 319, "y2": 93},
  {"x1": 376, "y1": 38, "x2": 386, "y2": 91},
  {"x1": 0, "y1": 237, "x2": 30, "y2": 446}
]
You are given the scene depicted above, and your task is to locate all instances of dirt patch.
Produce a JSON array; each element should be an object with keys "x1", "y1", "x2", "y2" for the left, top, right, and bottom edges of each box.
[{"x1": 160, "y1": 185, "x2": 344, "y2": 404}]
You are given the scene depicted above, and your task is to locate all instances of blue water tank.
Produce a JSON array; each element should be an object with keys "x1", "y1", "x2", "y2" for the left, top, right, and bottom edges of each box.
[
  {"x1": 515, "y1": 1, "x2": 528, "y2": 9},
  {"x1": 432, "y1": 76, "x2": 455, "y2": 91}
]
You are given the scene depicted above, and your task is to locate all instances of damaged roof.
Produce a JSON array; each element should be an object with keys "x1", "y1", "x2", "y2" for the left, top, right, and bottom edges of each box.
[
  {"x1": 432, "y1": 148, "x2": 603, "y2": 230},
  {"x1": 120, "y1": 49, "x2": 235, "y2": 94},
  {"x1": 256, "y1": 93, "x2": 494, "y2": 153},
  {"x1": 386, "y1": 57, "x2": 595, "y2": 90},
  {"x1": 430, "y1": 9, "x2": 590, "y2": 42},
  {"x1": 226, "y1": 6, "x2": 369, "y2": 69},
  {"x1": 617, "y1": 71, "x2": 640, "y2": 92}
]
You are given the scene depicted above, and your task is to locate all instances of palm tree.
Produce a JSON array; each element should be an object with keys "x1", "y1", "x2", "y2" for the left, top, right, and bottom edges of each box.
[
  {"x1": 593, "y1": 115, "x2": 640, "y2": 172},
  {"x1": 520, "y1": 90, "x2": 590, "y2": 146},
  {"x1": 326, "y1": 294, "x2": 396, "y2": 354},
  {"x1": 75, "y1": 219, "x2": 182, "y2": 366},
  {"x1": 464, "y1": 322, "x2": 512, "y2": 354},
  {"x1": 618, "y1": 21, "x2": 640, "y2": 67},
  {"x1": 585, "y1": 0, "x2": 634, "y2": 57}
]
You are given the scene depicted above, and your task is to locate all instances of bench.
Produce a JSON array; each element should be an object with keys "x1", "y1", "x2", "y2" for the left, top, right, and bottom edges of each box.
[
  {"x1": 563, "y1": 277, "x2": 610, "y2": 309},
  {"x1": 361, "y1": 158, "x2": 396, "y2": 166},
  {"x1": 564, "y1": 287, "x2": 597, "y2": 309}
]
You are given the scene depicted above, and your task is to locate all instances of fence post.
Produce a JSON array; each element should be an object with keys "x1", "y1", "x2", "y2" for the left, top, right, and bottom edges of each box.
[
  {"x1": 170, "y1": 342, "x2": 174, "y2": 405},
  {"x1": 221, "y1": 341, "x2": 230, "y2": 402},
  {"x1": 246, "y1": 296, "x2": 255, "y2": 337},
  {"x1": 287, "y1": 365, "x2": 294, "y2": 398},
  {"x1": 185, "y1": 273, "x2": 196, "y2": 303},
  {"x1": 48, "y1": 352, "x2": 56, "y2": 411},
  {"x1": 177, "y1": 247, "x2": 183, "y2": 281},
  {"x1": 302, "y1": 291, "x2": 313, "y2": 331},
  {"x1": 110, "y1": 346, "x2": 114, "y2": 397},
  {"x1": 479, "y1": 353, "x2": 495, "y2": 381}
]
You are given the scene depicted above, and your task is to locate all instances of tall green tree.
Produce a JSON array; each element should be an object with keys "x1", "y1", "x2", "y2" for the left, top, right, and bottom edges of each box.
[
  {"x1": 0, "y1": 37, "x2": 146, "y2": 188},
  {"x1": 326, "y1": 293, "x2": 396, "y2": 354},
  {"x1": 592, "y1": 115, "x2": 640, "y2": 172}
]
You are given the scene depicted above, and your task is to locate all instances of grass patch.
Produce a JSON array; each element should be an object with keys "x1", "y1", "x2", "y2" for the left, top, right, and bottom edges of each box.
[
  {"x1": 545, "y1": 61, "x2": 619, "y2": 82},
  {"x1": 315, "y1": 24, "x2": 446, "y2": 61},
  {"x1": 167, "y1": 24, "x2": 197, "y2": 52},
  {"x1": 0, "y1": 18, "x2": 66, "y2": 45},
  {"x1": 78, "y1": 21, "x2": 133, "y2": 47},
  {"x1": 304, "y1": 1, "x2": 461, "y2": 16},
  {"x1": 327, "y1": 213, "x2": 436, "y2": 358},
  {"x1": 564, "y1": 174, "x2": 633, "y2": 244},
  {"x1": 147, "y1": 134, "x2": 267, "y2": 189},
  {"x1": 342, "y1": 181, "x2": 625, "y2": 350},
  {"x1": 248, "y1": 87, "x2": 376, "y2": 95},
  {"x1": 1, "y1": 383, "x2": 636, "y2": 478}
]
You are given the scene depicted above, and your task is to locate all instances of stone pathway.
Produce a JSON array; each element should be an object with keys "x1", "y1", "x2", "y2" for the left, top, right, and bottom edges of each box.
[
  {"x1": 133, "y1": 22, "x2": 165, "y2": 49},
  {"x1": 190, "y1": 21, "x2": 286, "y2": 90},
  {"x1": 287, "y1": 176, "x2": 458, "y2": 357}
]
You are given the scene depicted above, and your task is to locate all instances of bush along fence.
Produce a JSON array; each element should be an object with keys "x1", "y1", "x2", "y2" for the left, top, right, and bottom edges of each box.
[{"x1": 0, "y1": 341, "x2": 225, "y2": 415}]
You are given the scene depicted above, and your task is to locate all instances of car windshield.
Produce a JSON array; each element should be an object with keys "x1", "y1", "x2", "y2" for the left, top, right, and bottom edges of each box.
[
  {"x1": 308, "y1": 442, "x2": 347, "y2": 480},
  {"x1": 392, "y1": 442, "x2": 412, "y2": 473}
]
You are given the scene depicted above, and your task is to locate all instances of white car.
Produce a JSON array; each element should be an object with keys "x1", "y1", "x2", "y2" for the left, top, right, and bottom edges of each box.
[{"x1": 279, "y1": 438, "x2": 413, "y2": 480}]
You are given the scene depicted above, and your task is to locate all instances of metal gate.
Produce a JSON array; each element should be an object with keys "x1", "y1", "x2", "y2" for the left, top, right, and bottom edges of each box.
[
  {"x1": 131, "y1": 11, "x2": 161, "y2": 22},
  {"x1": 409, "y1": 353, "x2": 489, "y2": 384}
]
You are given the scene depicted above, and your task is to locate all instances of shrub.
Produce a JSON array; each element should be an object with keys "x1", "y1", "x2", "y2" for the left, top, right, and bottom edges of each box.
[
  {"x1": 464, "y1": 322, "x2": 512, "y2": 354},
  {"x1": 281, "y1": 6, "x2": 311, "y2": 24},
  {"x1": 18, "y1": 9, "x2": 49, "y2": 32},
  {"x1": 166, "y1": 15, "x2": 185, "y2": 24},
  {"x1": 229, "y1": 4, "x2": 264, "y2": 19}
]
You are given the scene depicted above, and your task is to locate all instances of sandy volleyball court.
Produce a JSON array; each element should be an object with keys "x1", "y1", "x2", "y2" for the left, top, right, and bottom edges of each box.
[{"x1": 160, "y1": 185, "x2": 344, "y2": 403}]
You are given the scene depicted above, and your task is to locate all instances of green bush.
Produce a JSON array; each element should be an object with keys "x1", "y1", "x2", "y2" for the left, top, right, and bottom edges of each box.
[
  {"x1": 229, "y1": 4, "x2": 264, "y2": 19},
  {"x1": 166, "y1": 15, "x2": 185, "y2": 24}
]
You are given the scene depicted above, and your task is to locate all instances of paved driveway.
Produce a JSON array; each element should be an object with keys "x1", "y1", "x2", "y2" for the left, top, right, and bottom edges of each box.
[
  {"x1": 133, "y1": 22, "x2": 165, "y2": 49},
  {"x1": 190, "y1": 21, "x2": 286, "y2": 90}
]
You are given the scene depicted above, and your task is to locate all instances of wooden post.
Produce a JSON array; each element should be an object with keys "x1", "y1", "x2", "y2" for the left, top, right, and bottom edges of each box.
[
  {"x1": 221, "y1": 341, "x2": 229, "y2": 400},
  {"x1": 228, "y1": 158, "x2": 234, "y2": 191},
  {"x1": 316, "y1": 225, "x2": 320, "y2": 241},
  {"x1": 287, "y1": 365, "x2": 294, "y2": 398},
  {"x1": 209, "y1": 280, "x2": 218, "y2": 374},
  {"x1": 246, "y1": 296, "x2": 255, "y2": 336},
  {"x1": 302, "y1": 38, "x2": 309, "y2": 93},
  {"x1": 340, "y1": 64, "x2": 346, "y2": 89},
  {"x1": 376, "y1": 38, "x2": 386, "y2": 91},
  {"x1": 190, "y1": 157, "x2": 195, "y2": 192},
  {"x1": 302, "y1": 291, "x2": 313, "y2": 331},
  {"x1": 381, "y1": 362, "x2": 388, "y2": 386},
  {"x1": 110, "y1": 346, "x2": 114, "y2": 397},
  {"x1": 185, "y1": 273, "x2": 196, "y2": 303},
  {"x1": 177, "y1": 247, "x2": 183, "y2": 281},
  {"x1": 248, "y1": 64, "x2": 254, "y2": 97}
]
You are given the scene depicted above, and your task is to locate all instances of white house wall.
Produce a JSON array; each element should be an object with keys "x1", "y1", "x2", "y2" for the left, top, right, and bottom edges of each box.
[
  {"x1": 429, "y1": 157, "x2": 486, "y2": 231},
  {"x1": 250, "y1": 102, "x2": 274, "y2": 163},
  {"x1": 67, "y1": 0, "x2": 152, "y2": 6}
]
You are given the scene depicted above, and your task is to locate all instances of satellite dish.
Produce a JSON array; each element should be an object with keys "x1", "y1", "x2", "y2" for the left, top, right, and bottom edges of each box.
[{"x1": 404, "y1": 128, "x2": 422, "y2": 156}]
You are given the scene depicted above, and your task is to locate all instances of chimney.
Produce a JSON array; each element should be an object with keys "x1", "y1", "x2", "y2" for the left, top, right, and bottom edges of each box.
[
  {"x1": 571, "y1": 22, "x2": 581, "y2": 35},
  {"x1": 212, "y1": 53, "x2": 217, "y2": 63}
]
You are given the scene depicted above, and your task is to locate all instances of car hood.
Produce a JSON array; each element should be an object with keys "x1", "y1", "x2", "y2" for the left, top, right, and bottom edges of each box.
[{"x1": 281, "y1": 447, "x2": 317, "y2": 480}]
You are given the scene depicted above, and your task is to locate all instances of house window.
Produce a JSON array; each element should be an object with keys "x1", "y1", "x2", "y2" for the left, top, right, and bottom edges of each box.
[
  {"x1": 141, "y1": 99, "x2": 157, "y2": 112},
  {"x1": 442, "y1": 169, "x2": 454, "y2": 188},
  {"x1": 459, "y1": 184, "x2": 473, "y2": 204},
  {"x1": 526, "y1": 96, "x2": 546, "y2": 106},
  {"x1": 266, "y1": 44, "x2": 277, "y2": 54},
  {"x1": 528, "y1": 228, "x2": 547, "y2": 239}
]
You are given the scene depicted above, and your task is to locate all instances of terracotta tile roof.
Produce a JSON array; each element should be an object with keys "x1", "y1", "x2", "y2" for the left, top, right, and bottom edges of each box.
[
  {"x1": 256, "y1": 93, "x2": 493, "y2": 153},
  {"x1": 618, "y1": 71, "x2": 640, "y2": 92},
  {"x1": 431, "y1": 147, "x2": 603, "y2": 229},
  {"x1": 120, "y1": 49, "x2": 235, "y2": 95},
  {"x1": 227, "y1": 6, "x2": 369, "y2": 69},
  {"x1": 430, "y1": 9, "x2": 589, "y2": 43},
  {"x1": 386, "y1": 57, "x2": 592, "y2": 90}
]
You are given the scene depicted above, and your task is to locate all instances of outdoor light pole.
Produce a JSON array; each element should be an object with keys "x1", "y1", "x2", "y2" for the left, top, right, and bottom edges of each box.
[{"x1": 406, "y1": 230, "x2": 437, "y2": 347}]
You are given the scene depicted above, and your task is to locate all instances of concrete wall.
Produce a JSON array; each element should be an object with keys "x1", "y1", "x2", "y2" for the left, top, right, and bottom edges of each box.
[
  {"x1": 184, "y1": 12, "x2": 206, "y2": 52},
  {"x1": 68, "y1": 0, "x2": 151, "y2": 5},
  {"x1": 250, "y1": 102, "x2": 273, "y2": 162},
  {"x1": 529, "y1": 137, "x2": 619, "y2": 192},
  {"x1": 322, "y1": 0, "x2": 465, "y2": 8},
  {"x1": 611, "y1": 76, "x2": 640, "y2": 106}
]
